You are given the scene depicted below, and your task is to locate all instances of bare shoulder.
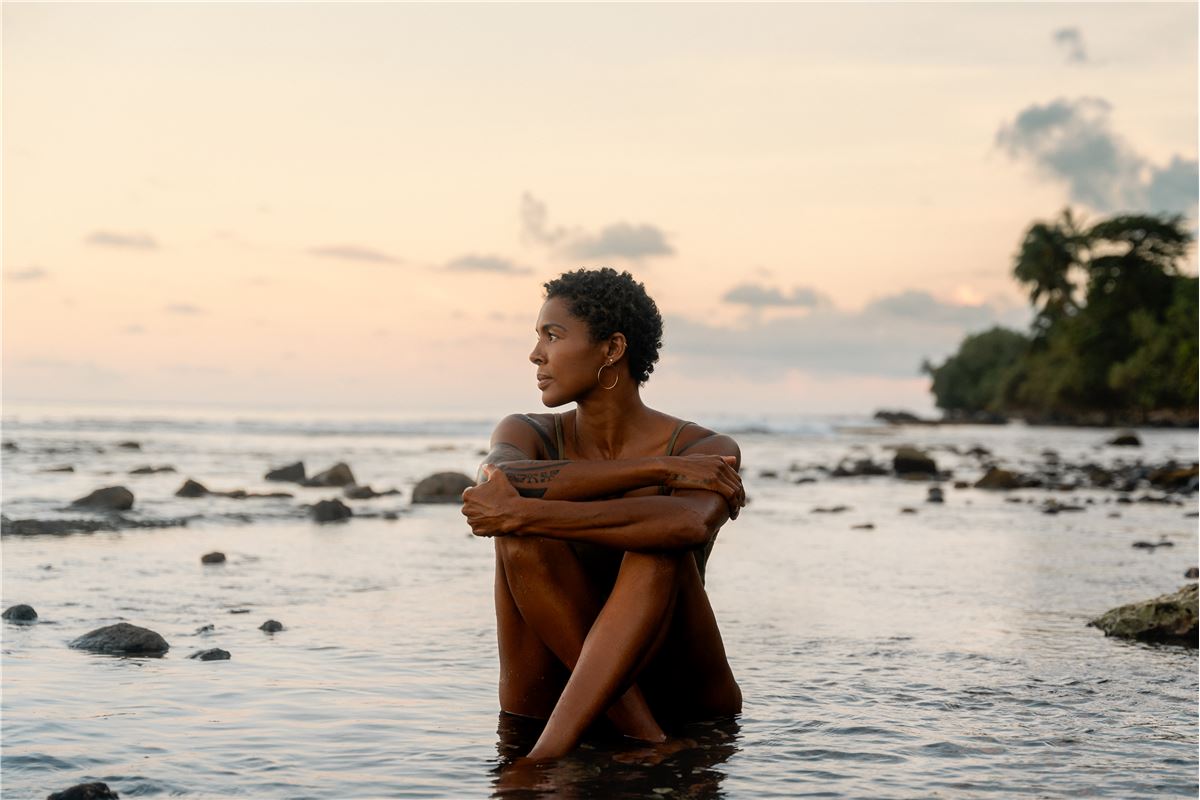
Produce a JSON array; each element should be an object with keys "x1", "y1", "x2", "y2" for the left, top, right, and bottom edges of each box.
[
  {"x1": 671, "y1": 420, "x2": 741, "y2": 465},
  {"x1": 487, "y1": 413, "x2": 556, "y2": 462}
]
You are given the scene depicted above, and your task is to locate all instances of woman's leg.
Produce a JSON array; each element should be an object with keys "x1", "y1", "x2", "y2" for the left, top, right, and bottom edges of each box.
[
  {"x1": 494, "y1": 536, "x2": 666, "y2": 741},
  {"x1": 525, "y1": 549, "x2": 686, "y2": 761}
]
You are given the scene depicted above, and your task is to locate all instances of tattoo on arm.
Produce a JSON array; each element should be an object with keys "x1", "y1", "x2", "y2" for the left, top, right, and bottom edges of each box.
[{"x1": 502, "y1": 461, "x2": 567, "y2": 498}]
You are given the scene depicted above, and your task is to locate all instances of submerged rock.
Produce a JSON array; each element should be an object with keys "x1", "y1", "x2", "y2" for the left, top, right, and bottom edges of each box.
[
  {"x1": 926, "y1": 487, "x2": 944, "y2": 504},
  {"x1": 259, "y1": 619, "x2": 284, "y2": 633},
  {"x1": 116, "y1": 441, "x2": 142, "y2": 450},
  {"x1": 70, "y1": 486, "x2": 134, "y2": 511},
  {"x1": 201, "y1": 551, "x2": 226, "y2": 564},
  {"x1": 306, "y1": 462, "x2": 356, "y2": 487},
  {"x1": 70, "y1": 622, "x2": 169, "y2": 655},
  {"x1": 265, "y1": 461, "x2": 306, "y2": 483},
  {"x1": 312, "y1": 498, "x2": 352, "y2": 523},
  {"x1": 412, "y1": 472, "x2": 475, "y2": 503},
  {"x1": 129, "y1": 465, "x2": 176, "y2": 475},
  {"x1": 2, "y1": 516, "x2": 189, "y2": 536},
  {"x1": 974, "y1": 467, "x2": 1022, "y2": 490},
  {"x1": 344, "y1": 484, "x2": 402, "y2": 500},
  {"x1": 3, "y1": 604, "x2": 38, "y2": 623},
  {"x1": 892, "y1": 447, "x2": 937, "y2": 476},
  {"x1": 41, "y1": 465, "x2": 75, "y2": 473},
  {"x1": 1107, "y1": 431, "x2": 1141, "y2": 447},
  {"x1": 176, "y1": 479, "x2": 209, "y2": 497},
  {"x1": 189, "y1": 648, "x2": 231, "y2": 661},
  {"x1": 1088, "y1": 583, "x2": 1197, "y2": 647},
  {"x1": 47, "y1": 782, "x2": 120, "y2": 800}
]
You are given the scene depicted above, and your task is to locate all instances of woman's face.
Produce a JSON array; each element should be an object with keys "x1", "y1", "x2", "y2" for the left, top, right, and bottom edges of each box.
[{"x1": 529, "y1": 296, "x2": 608, "y2": 407}]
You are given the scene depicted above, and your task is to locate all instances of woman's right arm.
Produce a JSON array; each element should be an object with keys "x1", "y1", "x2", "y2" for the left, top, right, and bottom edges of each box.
[{"x1": 479, "y1": 415, "x2": 742, "y2": 506}]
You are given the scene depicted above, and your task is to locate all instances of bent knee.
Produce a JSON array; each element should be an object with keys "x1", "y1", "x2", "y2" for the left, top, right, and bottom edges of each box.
[{"x1": 495, "y1": 535, "x2": 573, "y2": 568}]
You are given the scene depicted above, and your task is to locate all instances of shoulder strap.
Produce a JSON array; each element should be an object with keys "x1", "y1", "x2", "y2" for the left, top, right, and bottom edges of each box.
[
  {"x1": 553, "y1": 413, "x2": 566, "y2": 460},
  {"x1": 666, "y1": 421, "x2": 693, "y2": 456},
  {"x1": 515, "y1": 414, "x2": 556, "y2": 460}
]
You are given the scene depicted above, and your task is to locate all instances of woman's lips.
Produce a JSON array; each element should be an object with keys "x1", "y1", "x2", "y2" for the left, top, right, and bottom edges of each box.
[{"x1": 537, "y1": 377, "x2": 552, "y2": 389}]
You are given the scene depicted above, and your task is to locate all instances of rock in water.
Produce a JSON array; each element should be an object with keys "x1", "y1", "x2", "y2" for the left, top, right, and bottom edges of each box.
[
  {"x1": 974, "y1": 467, "x2": 1022, "y2": 490},
  {"x1": 70, "y1": 622, "x2": 169, "y2": 655},
  {"x1": 175, "y1": 479, "x2": 209, "y2": 497},
  {"x1": 201, "y1": 551, "x2": 226, "y2": 564},
  {"x1": 1187, "y1": 567, "x2": 1199, "y2": 579},
  {"x1": 412, "y1": 472, "x2": 475, "y2": 503},
  {"x1": 265, "y1": 461, "x2": 306, "y2": 483},
  {"x1": 69, "y1": 486, "x2": 134, "y2": 511},
  {"x1": 926, "y1": 487, "x2": 944, "y2": 504},
  {"x1": 307, "y1": 462, "x2": 356, "y2": 487},
  {"x1": 3, "y1": 603, "x2": 38, "y2": 623},
  {"x1": 116, "y1": 441, "x2": 141, "y2": 450},
  {"x1": 189, "y1": 648, "x2": 231, "y2": 661},
  {"x1": 892, "y1": 447, "x2": 937, "y2": 476},
  {"x1": 1088, "y1": 583, "x2": 1198, "y2": 647},
  {"x1": 1107, "y1": 431, "x2": 1141, "y2": 447},
  {"x1": 259, "y1": 619, "x2": 284, "y2": 633},
  {"x1": 47, "y1": 782, "x2": 120, "y2": 800},
  {"x1": 312, "y1": 498, "x2": 352, "y2": 523}
]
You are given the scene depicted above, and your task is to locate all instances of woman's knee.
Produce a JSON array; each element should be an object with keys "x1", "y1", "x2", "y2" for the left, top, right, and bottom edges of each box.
[{"x1": 495, "y1": 535, "x2": 573, "y2": 571}]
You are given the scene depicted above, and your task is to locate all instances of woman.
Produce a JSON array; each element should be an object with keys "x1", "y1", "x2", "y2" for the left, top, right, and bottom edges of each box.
[{"x1": 461, "y1": 267, "x2": 745, "y2": 762}]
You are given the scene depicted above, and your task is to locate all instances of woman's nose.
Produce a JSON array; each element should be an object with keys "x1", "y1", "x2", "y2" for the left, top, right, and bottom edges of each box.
[{"x1": 529, "y1": 345, "x2": 543, "y2": 365}]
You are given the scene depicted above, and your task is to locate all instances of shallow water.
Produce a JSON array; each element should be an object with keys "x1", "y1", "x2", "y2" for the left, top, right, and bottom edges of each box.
[{"x1": 2, "y1": 411, "x2": 1197, "y2": 798}]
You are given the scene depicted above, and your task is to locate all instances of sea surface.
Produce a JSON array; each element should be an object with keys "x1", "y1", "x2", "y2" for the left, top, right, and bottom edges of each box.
[{"x1": 2, "y1": 405, "x2": 1197, "y2": 798}]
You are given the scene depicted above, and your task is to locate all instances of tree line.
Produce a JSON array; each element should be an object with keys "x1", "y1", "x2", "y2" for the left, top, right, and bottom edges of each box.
[{"x1": 923, "y1": 209, "x2": 1198, "y2": 425}]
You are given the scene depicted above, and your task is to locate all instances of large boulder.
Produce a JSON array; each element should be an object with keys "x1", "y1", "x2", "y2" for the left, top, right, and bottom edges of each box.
[
  {"x1": 412, "y1": 472, "x2": 475, "y2": 503},
  {"x1": 306, "y1": 462, "x2": 356, "y2": 487},
  {"x1": 3, "y1": 604, "x2": 38, "y2": 623},
  {"x1": 975, "y1": 467, "x2": 1022, "y2": 490},
  {"x1": 892, "y1": 447, "x2": 937, "y2": 476},
  {"x1": 265, "y1": 461, "x2": 306, "y2": 483},
  {"x1": 70, "y1": 486, "x2": 134, "y2": 511},
  {"x1": 70, "y1": 622, "x2": 169, "y2": 655},
  {"x1": 1088, "y1": 583, "x2": 1197, "y2": 647},
  {"x1": 312, "y1": 498, "x2": 352, "y2": 523}
]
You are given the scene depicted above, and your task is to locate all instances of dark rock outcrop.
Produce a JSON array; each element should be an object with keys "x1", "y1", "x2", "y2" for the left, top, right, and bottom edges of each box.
[
  {"x1": 412, "y1": 472, "x2": 475, "y2": 503},
  {"x1": 201, "y1": 551, "x2": 226, "y2": 564},
  {"x1": 3, "y1": 604, "x2": 38, "y2": 623},
  {"x1": 47, "y1": 782, "x2": 120, "y2": 800},
  {"x1": 70, "y1": 486, "x2": 134, "y2": 511},
  {"x1": 1088, "y1": 583, "x2": 1197, "y2": 647},
  {"x1": 312, "y1": 498, "x2": 352, "y2": 523},
  {"x1": 975, "y1": 467, "x2": 1022, "y2": 490},
  {"x1": 892, "y1": 447, "x2": 937, "y2": 476},
  {"x1": 1107, "y1": 431, "x2": 1141, "y2": 447},
  {"x1": 190, "y1": 648, "x2": 231, "y2": 661},
  {"x1": 305, "y1": 462, "x2": 356, "y2": 487},
  {"x1": 70, "y1": 622, "x2": 169, "y2": 655},
  {"x1": 265, "y1": 461, "x2": 306, "y2": 482},
  {"x1": 259, "y1": 619, "x2": 284, "y2": 633}
]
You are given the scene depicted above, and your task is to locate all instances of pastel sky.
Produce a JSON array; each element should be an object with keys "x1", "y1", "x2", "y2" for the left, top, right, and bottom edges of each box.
[{"x1": 4, "y1": 3, "x2": 1196, "y2": 418}]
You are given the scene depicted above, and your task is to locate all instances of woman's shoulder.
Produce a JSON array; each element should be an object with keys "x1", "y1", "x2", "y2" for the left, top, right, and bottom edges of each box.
[
  {"x1": 490, "y1": 412, "x2": 560, "y2": 459},
  {"x1": 658, "y1": 414, "x2": 737, "y2": 455}
]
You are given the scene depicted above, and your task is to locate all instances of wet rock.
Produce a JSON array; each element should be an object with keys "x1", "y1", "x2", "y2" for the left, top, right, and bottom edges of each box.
[
  {"x1": 343, "y1": 484, "x2": 401, "y2": 500},
  {"x1": 190, "y1": 648, "x2": 231, "y2": 661},
  {"x1": 176, "y1": 479, "x2": 209, "y2": 497},
  {"x1": 3, "y1": 604, "x2": 38, "y2": 623},
  {"x1": 758, "y1": 469, "x2": 779, "y2": 479},
  {"x1": 200, "y1": 551, "x2": 226, "y2": 564},
  {"x1": 382, "y1": 511, "x2": 400, "y2": 521},
  {"x1": 899, "y1": 507, "x2": 917, "y2": 514},
  {"x1": 2, "y1": 441, "x2": 17, "y2": 451},
  {"x1": 70, "y1": 486, "x2": 134, "y2": 511},
  {"x1": 1185, "y1": 567, "x2": 1199, "y2": 579},
  {"x1": 851, "y1": 523, "x2": 875, "y2": 530},
  {"x1": 259, "y1": 619, "x2": 284, "y2": 633},
  {"x1": 1107, "y1": 431, "x2": 1141, "y2": 447},
  {"x1": 312, "y1": 498, "x2": 352, "y2": 523},
  {"x1": 194, "y1": 624, "x2": 215, "y2": 634},
  {"x1": 1042, "y1": 502, "x2": 1085, "y2": 514},
  {"x1": 1132, "y1": 538, "x2": 1173, "y2": 549},
  {"x1": 952, "y1": 480, "x2": 969, "y2": 489},
  {"x1": 793, "y1": 477, "x2": 816, "y2": 485},
  {"x1": 892, "y1": 447, "x2": 937, "y2": 476},
  {"x1": 975, "y1": 467, "x2": 1022, "y2": 490},
  {"x1": 1088, "y1": 583, "x2": 1197, "y2": 647},
  {"x1": 116, "y1": 441, "x2": 142, "y2": 450},
  {"x1": 412, "y1": 472, "x2": 475, "y2": 503},
  {"x1": 70, "y1": 622, "x2": 169, "y2": 655},
  {"x1": 926, "y1": 487, "x2": 944, "y2": 504},
  {"x1": 1148, "y1": 465, "x2": 1199, "y2": 491},
  {"x1": 266, "y1": 461, "x2": 306, "y2": 482},
  {"x1": 47, "y1": 782, "x2": 120, "y2": 800},
  {"x1": 228, "y1": 609, "x2": 251, "y2": 614},
  {"x1": 811, "y1": 505, "x2": 850, "y2": 514},
  {"x1": 305, "y1": 462, "x2": 356, "y2": 487},
  {"x1": 2, "y1": 515, "x2": 189, "y2": 536},
  {"x1": 41, "y1": 465, "x2": 75, "y2": 473},
  {"x1": 831, "y1": 459, "x2": 888, "y2": 478},
  {"x1": 966, "y1": 445, "x2": 992, "y2": 458},
  {"x1": 129, "y1": 465, "x2": 175, "y2": 475},
  {"x1": 873, "y1": 410, "x2": 931, "y2": 425}
]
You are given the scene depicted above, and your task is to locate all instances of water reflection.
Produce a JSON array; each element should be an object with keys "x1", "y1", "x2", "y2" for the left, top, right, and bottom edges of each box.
[{"x1": 491, "y1": 712, "x2": 741, "y2": 799}]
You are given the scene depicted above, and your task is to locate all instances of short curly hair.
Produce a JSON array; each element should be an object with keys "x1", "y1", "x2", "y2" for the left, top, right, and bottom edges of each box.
[{"x1": 544, "y1": 268, "x2": 664, "y2": 384}]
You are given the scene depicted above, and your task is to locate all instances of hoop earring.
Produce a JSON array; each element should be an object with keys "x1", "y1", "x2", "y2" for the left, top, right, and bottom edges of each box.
[{"x1": 597, "y1": 361, "x2": 619, "y2": 390}]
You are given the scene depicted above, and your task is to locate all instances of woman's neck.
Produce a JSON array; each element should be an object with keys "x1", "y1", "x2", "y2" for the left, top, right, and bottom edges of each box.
[{"x1": 571, "y1": 388, "x2": 652, "y2": 460}]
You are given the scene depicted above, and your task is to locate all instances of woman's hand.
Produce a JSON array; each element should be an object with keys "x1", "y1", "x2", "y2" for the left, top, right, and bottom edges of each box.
[
  {"x1": 461, "y1": 465, "x2": 526, "y2": 537},
  {"x1": 662, "y1": 454, "x2": 745, "y2": 519}
]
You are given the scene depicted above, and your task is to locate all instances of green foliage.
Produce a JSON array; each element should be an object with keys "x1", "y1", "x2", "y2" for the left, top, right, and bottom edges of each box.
[{"x1": 927, "y1": 209, "x2": 1198, "y2": 422}]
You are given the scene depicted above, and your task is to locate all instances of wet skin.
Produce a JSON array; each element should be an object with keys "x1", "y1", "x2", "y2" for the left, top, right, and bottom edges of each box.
[{"x1": 461, "y1": 297, "x2": 745, "y2": 763}]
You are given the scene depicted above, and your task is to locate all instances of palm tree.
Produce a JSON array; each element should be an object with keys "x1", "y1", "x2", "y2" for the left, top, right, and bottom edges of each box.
[{"x1": 1012, "y1": 208, "x2": 1087, "y2": 339}]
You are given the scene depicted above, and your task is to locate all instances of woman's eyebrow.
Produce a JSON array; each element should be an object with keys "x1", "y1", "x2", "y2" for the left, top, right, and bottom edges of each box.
[{"x1": 536, "y1": 323, "x2": 566, "y2": 333}]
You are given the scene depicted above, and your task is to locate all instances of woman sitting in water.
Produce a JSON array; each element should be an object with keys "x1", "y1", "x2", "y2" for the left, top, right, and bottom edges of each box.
[{"x1": 461, "y1": 267, "x2": 745, "y2": 762}]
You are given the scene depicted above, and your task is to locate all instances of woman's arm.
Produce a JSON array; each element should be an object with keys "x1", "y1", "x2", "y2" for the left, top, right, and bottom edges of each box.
[
  {"x1": 463, "y1": 433, "x2": 743, "y2": 551},
  {"x1": 479, "y1": 415, "x2": 742, "y2": 507}
]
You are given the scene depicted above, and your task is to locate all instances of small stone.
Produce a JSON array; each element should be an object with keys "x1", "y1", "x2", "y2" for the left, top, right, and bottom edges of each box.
[
  {"x1": 265, "y1": 461, "x2": 306, "y2": 482},
  {"x1": 175, "y1": 479, "x2": 209, "y2": 497},
  {"x1": 70, "y1": 622, "x2": 169, "y2": 655},
  {"x1": 200, "y1": 551, "x2": 226, "y2": 564},
  {"x1": 259, "y1": 619, "x2": 284, "y2": 633},
  {"x1": 130, "y1": 465, "x2": 175, "y2": 475},
  {"x1": 47, "y1": 782, "x2": 120, "y2": 800},
  {"x1": 1106, "y1": 431, "x2": 1141, "y2": 447},
  {"x1": 382, "y1": 511, "x2": 400, "y2": 521},
  {"x1": 3, "y1": 604, "x2": 38, "y2": 623},
  {"x1": 194, "y1": 624, "x2": 215, "y2": 634},
  {"x1": 41, "y1": 465, "x2": 75, "y2": 473},
  {"x1": 412, "y1": 472, "x2": 475, "y2": 503},
  {"x1": 70, "y1": 486, "x2": 134, "y2": 511},
  {"x1": 312, "y1": 498, "x2": 352, "y2": 523},
  {"x1": 228, "y1": 608, "x2": 251, "y2": 614},
  {"x1": 926, "y1": 487, "x2": 944, "y2": 504},
  {"x1": 116, "y1": 441, "x2": 142, "y2": 450},
  {"x1": 899, "y1": 507, "x2": 917, "y2": 514},
  {"x1": 189, "y1": 648, "x2": 231, "y2": 661},
  {"x1": 1185, "y1": 567, "x2": 1199, "y2": 579},
  {"x1": 851, "y1": 523, "x2": 875, "y2": 530},
  {"x1": 975, "y1": 467, "x2": 1023, "y2": 490}
]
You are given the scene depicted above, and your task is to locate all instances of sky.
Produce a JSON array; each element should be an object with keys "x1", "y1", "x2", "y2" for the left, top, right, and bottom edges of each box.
[{"x1": 3, "y1": 3, "x2": 1197, "y2": 419}]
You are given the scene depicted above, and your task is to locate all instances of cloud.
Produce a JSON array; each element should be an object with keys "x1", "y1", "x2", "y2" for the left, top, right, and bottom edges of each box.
[
  {"x1": 667, "y1": 289, "x2": 1030, "y2": 379},
  {"x1": 1052, "y1": 27, "x2": 1087, "y2": 63},
  {"x1": 6, "y1": 267, "x2": 49, "y2": 281},
  {"x1": 165, "y1": 303, "x2": 204, "y2": 315},
  {"x1": 520, "y1": 193, "x2": 675, "y2": 260},
  {"x1": 996, "y1": 97, "x2": 1199, "y2": 216},
  {"x1": 86, "y1": 231, "x2": 159, "y2": 249},
  {"x1": 445, "y1": 254, "x2": 531, "y2": 274},
  {"x1": 722, "y1": 283, "x2": 828, "y2": 308},
  {"x1": 308, "y1": 244, "x2": 401, "y2": 264}
]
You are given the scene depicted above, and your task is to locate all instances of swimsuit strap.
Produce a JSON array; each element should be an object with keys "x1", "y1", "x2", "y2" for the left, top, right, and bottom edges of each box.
[
  {"x1": 665, "y1": 420, "x2": 694, "y2": 456},
  {"x1": 516, "y1": 414, "x2": 556, "y2": 459},
  {"x1": 553, "y1": 413, "x2": 566, "y2": 460}
]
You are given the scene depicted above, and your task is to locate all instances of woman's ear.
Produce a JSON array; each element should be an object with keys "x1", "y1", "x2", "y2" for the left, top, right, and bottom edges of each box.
[{"x1": 606, "y1": 333, "x2": 628, "y2": 364}]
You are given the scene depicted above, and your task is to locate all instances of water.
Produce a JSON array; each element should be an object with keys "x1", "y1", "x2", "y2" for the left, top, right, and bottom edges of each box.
[{"x1": 2, "y1": 407, "x2": 1197, "y2": 798}]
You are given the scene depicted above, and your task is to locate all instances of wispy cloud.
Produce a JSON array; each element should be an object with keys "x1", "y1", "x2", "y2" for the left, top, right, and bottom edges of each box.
[
  {"x1": 996, "y1": 97, "x2": 1199, "y2": 216},
  {"x1": 85, "y1": 231, "x2": 159, "y2": 250},
  {"x1": 1052, "y1": 27, "x2": 1087, "y2": 64},
  {"x1": 308, "y1": 244, "x2": 402, "y2": 264},
  {"x1": 722, "y1": 283, "x2": 828, "y2": 308},
  {"x1": 445, "y1": 254, "x2": 531, "y2": 274},
  {"x1": 5, "y1": 267, "x2": 49, "y2": 281},
  {"x1": 520, "y1": 193, "x2": 674, "y2": 261},
  {"x1": 165, "y1": 303, "x2": 204, "y2": 315}
]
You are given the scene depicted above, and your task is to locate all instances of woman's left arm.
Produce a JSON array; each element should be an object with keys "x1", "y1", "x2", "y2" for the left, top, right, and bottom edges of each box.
[{"x1": 462, "y1": 434, "x2": 742, "y2": 551}]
